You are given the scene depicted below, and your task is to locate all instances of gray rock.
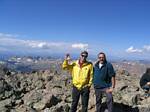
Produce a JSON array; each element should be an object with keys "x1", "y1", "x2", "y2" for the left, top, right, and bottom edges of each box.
[
  {"x1": 33, "y1": 94, "x2": 61, "y2": 111},
  {"x1": 23, "y1": 90, "x2": 43, "y2": 107}
]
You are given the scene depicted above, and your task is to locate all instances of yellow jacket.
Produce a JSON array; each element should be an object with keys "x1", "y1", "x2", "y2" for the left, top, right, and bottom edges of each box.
[{"x1": 62, "y1": 59, "x2": 93, "y2": 90}]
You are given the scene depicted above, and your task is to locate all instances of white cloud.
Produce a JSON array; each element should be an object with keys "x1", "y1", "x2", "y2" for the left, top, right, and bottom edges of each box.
[
  {"x1": 0, "y1": 37, "x2": 67, "y2": 50},
  {"x1": 0, "y1": 33, "x2": 66, "y2": 50},
  {"x1": 27, "y1": 41, "x2": 65, "y2": 49},
  {"x1": 126, "y1": 46, "x2": 143, "y2": 53},
  {"x1": 0, "y1": 32, "x2": 19, "y2": 38},
  {"x1": 0, "y1": 37, "x2": 27, "y2": 46},
  {"x1": 71, "y1": 43, "x2": 88, "y2": 50},
  {"x1": 143, "y1": 45, "x2": 150, "y2": 51},
  {"x1": 0, "y1": 33, "x2": 89, "y2": 54}
]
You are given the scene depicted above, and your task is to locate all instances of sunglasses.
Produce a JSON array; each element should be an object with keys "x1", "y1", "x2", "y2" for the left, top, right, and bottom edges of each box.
[
  {"x1": 81, "y1": 54, "x2": 87, "y2": 58},
  {"x1": 99, "y1": 57, "x2": 105, "y2": 59}
]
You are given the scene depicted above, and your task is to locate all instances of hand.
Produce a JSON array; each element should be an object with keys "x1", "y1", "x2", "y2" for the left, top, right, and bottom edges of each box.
[
  {"x1": 65, "y1": 53, "x2": 71, "y2": 61},
  {"x1": 147, "y1": 82, "x2": 150, "y2": 86},
  {"x1": 106, "y1": 87, "x2": 114, "y2": 93},
  {"x1": 94, "y1": 60, "x2": 99, "y2": 65}
]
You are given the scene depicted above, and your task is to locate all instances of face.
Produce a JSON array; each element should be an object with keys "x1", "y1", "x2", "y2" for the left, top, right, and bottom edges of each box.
[
  {"x1": 98, "y1": 53, "x2": 106, "y2": 64},
  {"x1": 80, "y1": 53, "x2": 87, "y2": 62}
]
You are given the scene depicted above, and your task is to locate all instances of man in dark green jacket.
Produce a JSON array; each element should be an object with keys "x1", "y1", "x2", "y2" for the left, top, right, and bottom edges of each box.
[{"x1": 93, "y1": 52, "x2": 116, "y2": 112}]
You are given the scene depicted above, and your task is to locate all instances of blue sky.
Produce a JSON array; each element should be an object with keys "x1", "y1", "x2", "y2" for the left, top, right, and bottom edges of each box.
[{"x1": 0, "y1": 0, "x2": 150, "y2": 60}]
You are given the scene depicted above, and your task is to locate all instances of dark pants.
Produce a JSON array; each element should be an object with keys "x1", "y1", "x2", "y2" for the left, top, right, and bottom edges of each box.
[
  {"x1": 95, "y1": 88, "x2": 113, "y2": 112},
  {"x1": 71, "y1": 86, "x2": 90, "y2": 112}
]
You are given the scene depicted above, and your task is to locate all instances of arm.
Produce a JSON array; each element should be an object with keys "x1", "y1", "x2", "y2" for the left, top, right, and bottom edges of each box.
[
  {"x1": 62, "y1": 53, "x2": 74, "y2": 72},
  {"x1": 140, "y1": 73, "x2": 149, "y2": 87},
  {"x1": 87, "y1": 64, "x2": 94, "y2": 87},
  {"x1": 106, "y1": 63, "x2": 116, "y2": 93},
  {"x1": 110, "y1": 64, "x2": 116, "y2": 90},
  {"x1": 62, "y1": 59, "x2": 74, "y2": 72},
  {"x1": 111, "y1": 76, "x2": 116, "y2": 88},
  {"x1": 106, "y1": 76, "x2": 116, "y2": 93}
]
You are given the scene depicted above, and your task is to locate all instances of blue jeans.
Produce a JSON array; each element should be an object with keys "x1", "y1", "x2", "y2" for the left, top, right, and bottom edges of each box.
[{"x1": 94, "y1": 88, "x2": 113, "y2": 112}]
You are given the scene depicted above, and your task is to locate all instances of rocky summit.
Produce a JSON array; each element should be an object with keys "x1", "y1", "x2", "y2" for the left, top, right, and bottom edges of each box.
[{"x1": 0, "y1": 62, "x2": 150, "y2": 112}]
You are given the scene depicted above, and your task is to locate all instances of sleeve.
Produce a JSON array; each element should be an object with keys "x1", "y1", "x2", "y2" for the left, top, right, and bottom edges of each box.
[
  {"x1": 88, "y1": 64, "x2": 94, "y2": 87},
  {"x1": 140, "y1": 74, "x2": 148, "y2": 87},
  {"x1": 108, "y1": 63, "x2": 116, "y2": 77},
  {"x1": 62, "y1": 59, "x2": 74, "y2": 73}
]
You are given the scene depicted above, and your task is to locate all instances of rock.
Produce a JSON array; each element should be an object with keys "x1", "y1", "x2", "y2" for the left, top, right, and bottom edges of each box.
[
  {"x1": 1, "y1": 61, "x2": 150, "y2": 112},
  {"x1": 33, "y1": 101, "x2": 45, "y2": 110},
  {"x1": 41, "y1": 72, "x2": 53, "y2": 82},
  {"x1": 0, "y1": 107, "x2": 8, "y2": 112},
  {"x1": 48, "y1": 102, "x2": 70, "y2": 112},
  {"x1": 117, "y1": 69, "x2": 130, "y2": 76},
  {"x1": 23, "y1": 90, "x2": 43, "y2": 107},
  {"x1": 132, "y1": 94, "x2": 141, "y2": 105},
  {"x1": 13, "y1": 105, "x2": 28, "y2": 112},
  {"x1": 64, "y1": 94, "x2": 72, "y2": 103},
  {"x1": 32, "y1": 79, "x2": 45, "y2": 90},
  {"x1": 32, "y1": 93, "x2": 61, "y2": 111},
  {"x1": 33, "y1": 94, "x2": 52, "y2": 110},
  {"x1": 46, "y1": 76, "x2": 53, "y2": 82},
  {"x1": 120, "y1": 85, "x2": 128, "y2": 91},
  {"x1": 15, "y1": 99, "x2": 24, "y2": 106},
  {"x1": 0, "y1": 98, "x2": 13, "y2": 111},
  {"x1": 0, "y1": 79, "x2": 13, "y2": 100}
]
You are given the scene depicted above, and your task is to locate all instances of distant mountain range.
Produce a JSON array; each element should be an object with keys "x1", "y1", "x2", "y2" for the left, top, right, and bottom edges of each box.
[{"x1": 0, "y1": 52, "x2": 150, "y2": 62}]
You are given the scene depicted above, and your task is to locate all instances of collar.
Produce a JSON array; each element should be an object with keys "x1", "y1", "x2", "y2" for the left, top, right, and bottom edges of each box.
[
  {"x1": 95, "y1": 61, "x2": 107, "y2": 67},
  {"x1": 76, "y1": 60, "x2": 88, "y2": 68}
]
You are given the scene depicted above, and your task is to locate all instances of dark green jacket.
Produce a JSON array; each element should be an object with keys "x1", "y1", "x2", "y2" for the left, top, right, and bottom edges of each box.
[{"x1": 93, "y1": 61, "x2": 115, "y2": 89}]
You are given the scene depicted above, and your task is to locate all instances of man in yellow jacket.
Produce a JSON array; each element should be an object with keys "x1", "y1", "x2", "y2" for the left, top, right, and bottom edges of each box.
[{"x1": 62, "y1": 51, "x2": 93, "y2": 112}]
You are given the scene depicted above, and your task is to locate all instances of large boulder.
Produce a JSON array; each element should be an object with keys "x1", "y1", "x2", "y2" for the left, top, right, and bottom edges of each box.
[
  {"x1": 33, "y1": 93, "x2": 61, "y2": 111},
  {"x1": 23, "y1": 90, "x2": 43, "y2": 107}
]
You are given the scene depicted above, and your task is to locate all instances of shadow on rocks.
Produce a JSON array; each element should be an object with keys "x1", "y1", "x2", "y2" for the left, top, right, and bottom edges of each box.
[{"x1": 100, "y1": 102, "x2": 139, "y2": 112}]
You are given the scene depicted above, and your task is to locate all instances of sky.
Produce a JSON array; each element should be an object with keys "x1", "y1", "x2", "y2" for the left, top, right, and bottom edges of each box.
[{"x1": 0, "y1": 0, "x2": 150, "y2": 60}]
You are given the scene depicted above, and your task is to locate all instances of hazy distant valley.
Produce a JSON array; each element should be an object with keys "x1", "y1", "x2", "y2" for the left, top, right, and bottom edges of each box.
[{"x1": 1, "y1": 56, "x2": 150, "y2": 76}]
